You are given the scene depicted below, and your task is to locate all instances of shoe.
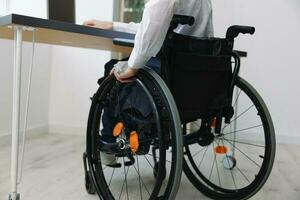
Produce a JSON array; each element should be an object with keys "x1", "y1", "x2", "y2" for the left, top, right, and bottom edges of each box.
[{"x1": 100, "y1": 152, "x2": 117, "y2": 166}]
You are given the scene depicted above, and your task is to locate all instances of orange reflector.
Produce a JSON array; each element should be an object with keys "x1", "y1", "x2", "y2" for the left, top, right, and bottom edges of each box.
[
  {"x1": 211, "y1": 117, "x2": 217, "y2": 128},
  {"x1": 113, "y1": 122, "x2": 124, "y2": 137},
  {"x1": 130, "y1": 131, "x2": 139, "y2": 153},
  {"x1": 215, "y1": 146, "x2": 228, "y2": 154}
]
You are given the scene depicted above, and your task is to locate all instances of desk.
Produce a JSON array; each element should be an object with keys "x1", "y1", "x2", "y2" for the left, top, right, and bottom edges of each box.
[
  {"x1": 0, "y1": 14, "x2": 134, "y2": 52},
  {"x1": 0, "y1": 14, "x2": 134, "y2": 200}
]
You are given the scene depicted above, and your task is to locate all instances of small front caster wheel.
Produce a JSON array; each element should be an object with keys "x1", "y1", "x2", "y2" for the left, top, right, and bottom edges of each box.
[
  {"x1": 85, "y1": 172, "x2": 96, "y2": 195},
  {"x1": 222, "y1": 155, "x2": 237, "y2": 170},
  {"x1": 8, "y1": 194, "x2": 20, "y2": 200}
]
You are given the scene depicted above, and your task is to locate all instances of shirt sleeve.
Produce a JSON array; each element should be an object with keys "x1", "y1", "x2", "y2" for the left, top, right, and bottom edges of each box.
[
  {"x1": 113, "y1": 21, "x2": 140, "y2": 34},
  {"x1": 128, "y1": 0, "x2": 177, "y2": 69}
]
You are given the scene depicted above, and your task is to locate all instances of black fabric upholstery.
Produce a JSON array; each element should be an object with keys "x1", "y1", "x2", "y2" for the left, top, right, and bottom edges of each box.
[{"x1": 159, "y1": 33, "x2": 233, "y2": 122}]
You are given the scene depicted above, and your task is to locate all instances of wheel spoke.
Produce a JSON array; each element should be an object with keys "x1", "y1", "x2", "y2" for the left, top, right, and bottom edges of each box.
[
  {"x1": 123, "y1": 150, "x2": 152, "y2": 198},
  {"x1": 233, "y1": 89, "x2": 242, "y2": 107},
  {"x1": 213, "y1": 141, "x2": 222, "y2": 187},
  {"x1": 143, "y1": 155, "x2": 154, "y2": 169},
  {"x1": 131, "y1": 159, "x2": 151, "y2": 197},
  {"x1": 223, "y1": 124, "x2": 263, "y2": 136},
  {"x1": 191, "y1": 146, "x2": 206, "y2": 157},
  {"x1": 235, "y1": 164, "x2": 251, "y2": 184},
  {"x1": 223, "y1": 138, "x2": 265, "y2": 148},
  {"x1": 123, "y1": 157, "x2": 129, "y2": 200},
  {"x1": 198, "y1": 146, "x2": 209, "y2": 169},
  {"x1": 208, "y1": 143, "x2": 216, "y2": 181},
  {"x1": 136, "y1": 156, "x2": 143, "y2": 200},
  {"x1": 118, "y1": 165, "x2": 130, "y2": 200},
  {"x1": 230, "y1": 104, "x2": 255, "y2": 124},
  {"x1": 108, "y1": 168, "x2": 116, "y2": 187},
  {"x1": 224, "y1": 140, "x2": 261, "y2": 168},
  {"x1": 223, "y1": 104, "x2": 255, "y2": 131},
  {"x1": 221, "y1": 140, "x2": 237, "y2": 190}
]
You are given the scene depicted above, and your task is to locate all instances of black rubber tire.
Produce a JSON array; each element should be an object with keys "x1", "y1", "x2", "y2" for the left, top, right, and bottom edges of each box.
[
  {"x1": 183, "y1": 77, "x2": 276, "y2": 200},
  {"x1": 154, "y1": 162, "x2": 166, "y2": 180}
]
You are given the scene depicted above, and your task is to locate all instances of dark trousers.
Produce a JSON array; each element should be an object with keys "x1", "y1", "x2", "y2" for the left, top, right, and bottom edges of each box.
[{"x1": 101, "y1": 57, "x2": 161, "y2": 142}]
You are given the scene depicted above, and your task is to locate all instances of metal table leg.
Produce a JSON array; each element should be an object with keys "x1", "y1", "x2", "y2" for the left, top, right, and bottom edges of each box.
[{"x1": 9, "y1": 26, "x2": 23, "y2": 200}]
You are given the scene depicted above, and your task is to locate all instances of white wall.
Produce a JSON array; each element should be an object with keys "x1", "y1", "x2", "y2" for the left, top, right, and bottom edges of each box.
[
  {"x1": 48, "y1": 0, "x2": 114, "y2": 135},
  {"x1": 0, "y1": 40, "x2": 51, "y2": 137},
  {"x1": 0, "y1": 0, "x2": 6, "y2": 15},
  {"x1": 213, "y1": 0, "x2": 300, "y2": 142},
  {"x1": 10, "y1": 0, "x2": 47, "y2": 18},
  {"x1": 0, "y1": 0, "x2": 51, "y2": 137}
]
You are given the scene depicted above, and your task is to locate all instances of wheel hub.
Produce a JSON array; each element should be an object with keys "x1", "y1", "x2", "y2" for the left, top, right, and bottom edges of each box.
[{"x1": 198, "y1": 125, "x2": 215, "y2": 147}]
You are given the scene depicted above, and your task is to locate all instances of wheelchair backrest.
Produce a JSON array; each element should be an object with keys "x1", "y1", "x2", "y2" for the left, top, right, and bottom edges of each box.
[{"x1": 159, "y1": 32, "x2": 234, "y2": 123}]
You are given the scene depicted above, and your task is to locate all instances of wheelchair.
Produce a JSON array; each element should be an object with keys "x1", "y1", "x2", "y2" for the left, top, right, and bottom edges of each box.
[{"x1": 83, "y1": 15, "x2": 276, "y2": 200}]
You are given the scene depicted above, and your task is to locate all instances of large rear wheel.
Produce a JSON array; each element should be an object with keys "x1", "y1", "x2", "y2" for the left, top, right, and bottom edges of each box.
[
  {"x1": 183, "y1": 77, "x2": 276, "y2": 200},
  {"x1": 86, "y1": 68, "x2": 183, "y2": 200}
]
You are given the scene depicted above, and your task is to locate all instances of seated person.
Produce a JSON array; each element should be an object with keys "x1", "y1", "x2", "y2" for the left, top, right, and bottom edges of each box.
[{"x1": 84, "y1": 0, "x2": 214, "y2": 165}]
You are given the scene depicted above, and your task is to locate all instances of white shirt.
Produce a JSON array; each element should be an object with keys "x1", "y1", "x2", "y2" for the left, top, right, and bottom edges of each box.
[{"x1": 113, "y1": 0, "x2": 214, "y2": 69}]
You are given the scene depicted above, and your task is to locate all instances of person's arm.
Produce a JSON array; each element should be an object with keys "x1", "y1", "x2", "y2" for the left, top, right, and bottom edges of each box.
[
  {"x1": 128, "y1": 0, "x2": 177, "y2": 69},
  {"x1": 83, "y1": 20, "x2": 139, "y2": 34},
  {"x1": 113, "y1": 0, "x2": 177, "y2": 82},
  {"x1": 113, "y1": 22, "x2": 140, "y2": 34},
  {"x1": 83, "y1": 20, "x2": 113, "y2": 30}
]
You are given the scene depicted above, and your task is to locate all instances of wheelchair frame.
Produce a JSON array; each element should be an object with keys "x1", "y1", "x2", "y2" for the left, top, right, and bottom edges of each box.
[{"x1": 83, "y1": 15, "x2": 276, "y2": 200}]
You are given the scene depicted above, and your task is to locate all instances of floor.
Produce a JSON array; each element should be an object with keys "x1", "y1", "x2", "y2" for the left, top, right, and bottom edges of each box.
[{"x1": 0, "y1": 133, "x2": 299, "y2": 200}]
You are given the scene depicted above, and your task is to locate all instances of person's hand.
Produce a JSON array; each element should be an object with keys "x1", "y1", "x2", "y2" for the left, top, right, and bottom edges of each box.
[
  {"x1": 113, "y1": 68, "x2": 139, "y2": 83},
  {"x1": 110, "y1": 61, "x2": 139, "y2": 83},
  {"x1": 83, "y1": 19, "x2": 113, "y2": 30}
]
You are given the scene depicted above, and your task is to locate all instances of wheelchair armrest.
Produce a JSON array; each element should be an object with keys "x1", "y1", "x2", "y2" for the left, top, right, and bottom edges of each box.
[
  {"x1": 168, "y1": 15, "x2": 195, "y2": 33},
  {"x1": 113, "y1": 38, "x2": 134, "y2": 47},
  {"x1": 173, "y1": 15, "x2": 195, "y2": 26}
]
